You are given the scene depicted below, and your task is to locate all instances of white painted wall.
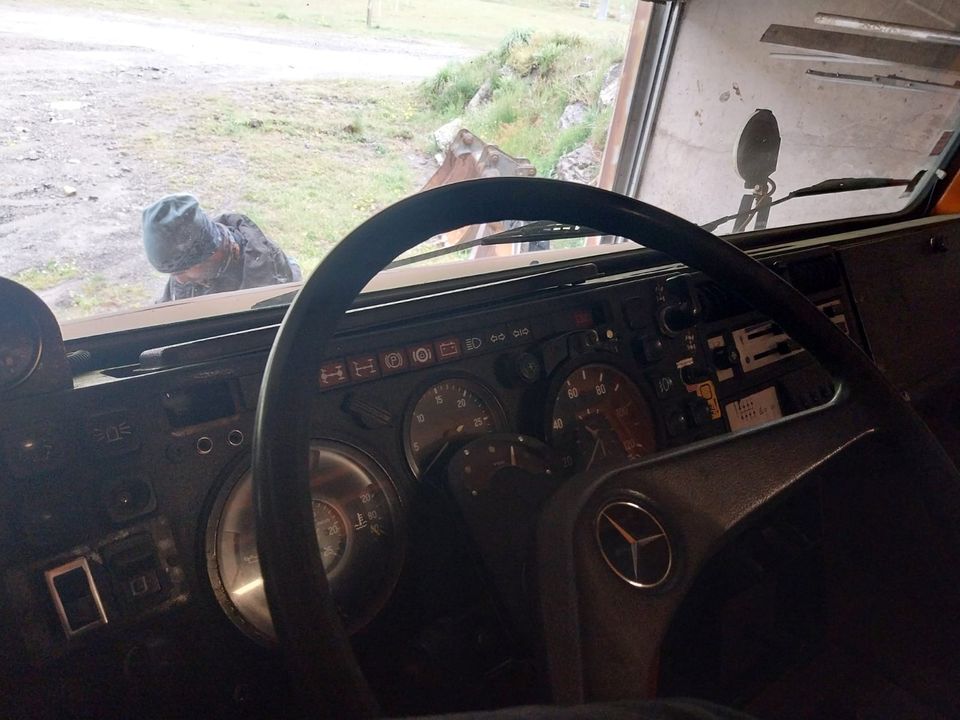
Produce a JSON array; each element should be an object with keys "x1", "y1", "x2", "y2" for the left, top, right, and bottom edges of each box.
[{"x1": 637, "y1": 0, "x2": 960, "y2": 232}]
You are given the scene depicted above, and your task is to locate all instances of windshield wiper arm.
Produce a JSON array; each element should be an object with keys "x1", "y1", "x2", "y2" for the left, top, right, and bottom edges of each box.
[
  {"x1": 385, "y1": 220, "x2": 603, "y2": 269},
  {"x1": 699, "y1": 170, "x2": 926, "y2": 233}
]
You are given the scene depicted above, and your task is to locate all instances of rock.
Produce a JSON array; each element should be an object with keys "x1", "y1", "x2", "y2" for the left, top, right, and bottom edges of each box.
[
  {"x1": 25, "y1": 150, "x2": 40, "y2": 161},
  {"x1": 552, "y1": 143, "x2": 600, "y2": 184},
  {"x1": 16, "y1": 126, "x2": 29, "y2": 134},
  {"x1": 121, "y1": 166, "x2": 132, "y2": 173},
  {"x1": 67, "y1": 158, "x2": 80, "y2": 164},
  {"x1": 433, "y1": 117, "x2": 462, "y2": 151},
  {"x1": 87, "y1": 195, "x2": 99, "y2": 202},
  {"x1": 558, "y1": 101, "x2": 589, "y2": 130},
  {"x1": 63, "y1": 186, "x2": 78, "y2": 197},
  {"x1": 467, "y1": 80, "x2": 493, "y2": 111},
  {"x1": 600, "y1": 63, "x2": 622, "y2": 107},
  {"x1": 246, "y1": 118, "x2": 264, "y2": 128}
]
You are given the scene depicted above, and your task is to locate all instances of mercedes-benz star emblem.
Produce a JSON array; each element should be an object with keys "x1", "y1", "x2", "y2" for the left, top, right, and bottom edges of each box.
[{"x1": 596, "y1": 501, "x2": 672, "y2": 588}]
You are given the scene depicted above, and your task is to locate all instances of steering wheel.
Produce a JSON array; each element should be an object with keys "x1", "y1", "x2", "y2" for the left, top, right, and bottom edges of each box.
[{"x1": 252, "y1": 178, "x2": 960, "y2": 717}]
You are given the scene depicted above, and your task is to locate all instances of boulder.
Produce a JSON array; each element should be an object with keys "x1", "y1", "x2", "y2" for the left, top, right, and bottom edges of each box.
[
  {"x1": 558, "y1": 101, "x2": 589, "y2": 130},
  {"x1": 467, "y1": 80, "x2": 493, "y2": 111},
  {"x1": 433, "y1": 117, "x2": 463, "y2": 152},
  {"x1": 600, "y1": 62, "x2": 623, "y2": 106},
  {"x1": 553, "y1": 143, "x2": 600, "y2": 184}
]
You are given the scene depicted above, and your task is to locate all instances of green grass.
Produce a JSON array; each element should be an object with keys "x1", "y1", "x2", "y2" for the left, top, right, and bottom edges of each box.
[
  {"x1": 64, "y1": 275, "x2": 153, "y2": 318},
  {"x1": 41, "y1": 0, "x2": 634, "y2": 48},
  {"x1": 13, "y1": 260, "x2": 79, "y2": 291},
  {"x1": 137, "y1": 80, "x2": 441, "y2": 275},
  {"x1": 424, "y1": 31, "x2": 623, "y2": 177}
]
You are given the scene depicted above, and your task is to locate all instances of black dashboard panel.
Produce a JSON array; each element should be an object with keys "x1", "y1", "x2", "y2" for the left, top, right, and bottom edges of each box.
[{"x1": 6, "y1": 214, "x2": 952, "y2": 717}]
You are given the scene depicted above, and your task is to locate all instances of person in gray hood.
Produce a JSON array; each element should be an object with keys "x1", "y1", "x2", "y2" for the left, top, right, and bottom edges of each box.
[{"x1": 143, "y1": 194, "x2": 302, "y2": 302}]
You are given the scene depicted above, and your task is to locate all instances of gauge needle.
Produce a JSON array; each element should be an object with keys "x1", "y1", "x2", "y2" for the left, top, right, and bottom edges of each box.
[{"x1": 510, "y1": 444, "x2": 517, "y2": 466}]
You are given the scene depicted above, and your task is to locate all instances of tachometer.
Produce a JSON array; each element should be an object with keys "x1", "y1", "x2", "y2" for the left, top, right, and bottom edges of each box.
[
  {"x1": 207, "y1": 441, "x2": 403, "y2": 643},
  {"x1": 404, "y1": 377, "x2": 506, "y2": 480},
  {"x1": 549, "y1": 362, "x2": 657, "y2": 473}
]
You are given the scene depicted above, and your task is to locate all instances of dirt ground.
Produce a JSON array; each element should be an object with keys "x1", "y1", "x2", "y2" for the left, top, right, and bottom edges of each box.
[{"x1": 0, "y1": 2, "x2": 468, "y2": 312}]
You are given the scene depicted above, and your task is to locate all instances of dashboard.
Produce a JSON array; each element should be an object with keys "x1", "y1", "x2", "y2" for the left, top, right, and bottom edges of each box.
[{"x1": 1, "y1": 215, "x2": 958, "y2": 718}]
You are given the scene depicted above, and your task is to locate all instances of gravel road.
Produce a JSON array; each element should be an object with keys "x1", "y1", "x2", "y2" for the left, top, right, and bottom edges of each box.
[{"x1": 0, "y1": 3, "x2": 468, "y2": 311}]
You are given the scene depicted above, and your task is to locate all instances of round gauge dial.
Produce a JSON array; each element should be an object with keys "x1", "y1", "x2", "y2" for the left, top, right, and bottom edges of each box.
[
  {"x1": 404, "y1": 378, "x2": 506, "y2": 479},
  {"x1": 208, "y1": 441, "x2": 403, "y2": 643},
  {"x1": 0, "y1": 314, "x2": 40, "y2": 390},
  {"x1": 549, "y1": 363, "x2": 657, "y2": 473}
]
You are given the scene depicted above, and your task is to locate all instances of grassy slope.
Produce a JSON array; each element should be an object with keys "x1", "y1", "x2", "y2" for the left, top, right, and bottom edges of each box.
[
  {"x1": 40, "y1": 0, "x2": 634, "y2": 48},
  {"x1": 425, "y1": 31, "x2": 624, "y2": 177}
]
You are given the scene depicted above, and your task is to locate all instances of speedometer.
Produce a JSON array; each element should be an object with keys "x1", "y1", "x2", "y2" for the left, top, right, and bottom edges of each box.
[
  {"x1": 549, "y1": 363, "x2": 657, "y2": 473},
  {"x1": 404, "y1": 377, "x2": 506, "y2": 480},
  {"x1": 206, "y1": 441, "x2": 403, "y2": 643}
]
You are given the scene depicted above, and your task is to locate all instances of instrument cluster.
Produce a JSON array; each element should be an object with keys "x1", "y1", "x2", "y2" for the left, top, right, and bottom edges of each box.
[
  {"x1": 207, "y1": 302, "x2": 685, "y2": 641},
  {"x1": 206, "y1": 262, "x2": 845, "y2": 643}
]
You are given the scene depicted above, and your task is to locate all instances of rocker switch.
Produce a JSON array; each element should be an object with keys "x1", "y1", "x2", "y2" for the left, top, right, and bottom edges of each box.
[{"x1": 45, "y1": 557, "x2": 108, "y2": 637}]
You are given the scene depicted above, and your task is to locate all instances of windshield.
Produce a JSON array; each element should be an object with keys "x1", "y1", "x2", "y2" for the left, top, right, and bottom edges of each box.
[
  {"x1": 635, "y1": 1, "x2": 960, "y2": 233},
  {"x1": 2, "y1": 0, "x2": 958, "y2": 328}
]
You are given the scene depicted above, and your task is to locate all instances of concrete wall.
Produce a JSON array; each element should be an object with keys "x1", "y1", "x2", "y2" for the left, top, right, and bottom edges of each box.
[{"x1": 636, "y1": 0, "x2": 960, "y2": 232}]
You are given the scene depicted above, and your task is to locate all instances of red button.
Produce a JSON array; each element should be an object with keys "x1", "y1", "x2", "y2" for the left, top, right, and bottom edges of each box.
[
  {"x1": 319, "y1": 360, "x2": 350, "y2": 389},
  {"x1": 434, "y1": 338, "x2": 461, "y2": 362},
  {"x1": 347, "y1": 355, "x2": 379, "y2": 381},
  {"x1": 379, "y1": 349, "x2": 407, "y2": 375}
]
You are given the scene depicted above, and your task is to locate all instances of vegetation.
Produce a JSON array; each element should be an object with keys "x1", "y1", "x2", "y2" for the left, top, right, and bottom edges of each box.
[
  {"x1": 137, "y1": 81, "x2": 441, "y2": 274},
  {"x1": 65, "y1": 275, "x2": 153, "y2": 318},
  {"x1": 14, "y1": 261, "x2": 79, "y2": 291},
  {"x1": 424, "y1": 30, "x2": 624, "y2": 177},
  {"x1": 41, "y1": 0, "x2": 633, "y2": 48},
  {"x1": 20, "y1": 1, "x2": 633, "y2": 315}
]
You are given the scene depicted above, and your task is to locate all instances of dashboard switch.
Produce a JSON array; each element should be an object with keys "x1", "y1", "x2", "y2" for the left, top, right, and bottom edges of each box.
[
  {"x1": 687, "y1": 397, "x2": 714, "y2": 427},
  {"x1": 711, "y1": 345, "x2": 739, "y2": 371},
  {"x1": 45, "y1": 557, "x2": 108, "y2": 637},
  {"x1": 103, "y1": 534, "x2": 167, "y2": 610},
  {"x1": 680, "y1": 365, "x2": 708, "y2": 385},
  {"x1": 635, "y1": 335, "x2": 665, "y2": 365}
]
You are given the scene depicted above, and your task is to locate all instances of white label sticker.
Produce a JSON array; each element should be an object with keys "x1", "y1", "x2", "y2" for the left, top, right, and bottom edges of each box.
[{"x1": 724, "y1": 386, "x2": 782, "y2": 432}]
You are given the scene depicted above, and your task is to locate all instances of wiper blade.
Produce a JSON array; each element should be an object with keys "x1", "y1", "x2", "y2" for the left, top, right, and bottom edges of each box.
[
  {"x1": 386, "y1": 220, "x2": 602, "y2": 269},
  {"x1": 478, "y1": 220, "x2": 604, "y2": 245},
  {"x1": 700, "y1": 170, "x2": 926, "y2": 233}
]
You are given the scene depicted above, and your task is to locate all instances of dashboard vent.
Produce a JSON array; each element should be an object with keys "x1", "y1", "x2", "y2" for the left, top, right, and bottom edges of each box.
[
  {"x1": 696, "y1": 281, "x2": 751, "y2": 322},
  {"x1": 787, "y1": 255, "x2": 841, "y2": 295}
]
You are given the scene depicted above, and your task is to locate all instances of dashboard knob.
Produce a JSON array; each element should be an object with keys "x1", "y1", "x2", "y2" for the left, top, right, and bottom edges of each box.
[
  {"x1": 711, "y1": 345, "x2": 739, "y2": 370},
  {"x1": 659, "y1": 303, "x2": 699, "y2": 334},
  {"x1": 497, "y1": 352, "x2": 543, "y2": 386}
]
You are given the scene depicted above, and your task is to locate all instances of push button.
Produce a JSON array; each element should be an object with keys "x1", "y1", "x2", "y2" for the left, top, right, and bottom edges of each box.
[{"x1": 102, "y1": 534, "x2": 167, "y2": 610}]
